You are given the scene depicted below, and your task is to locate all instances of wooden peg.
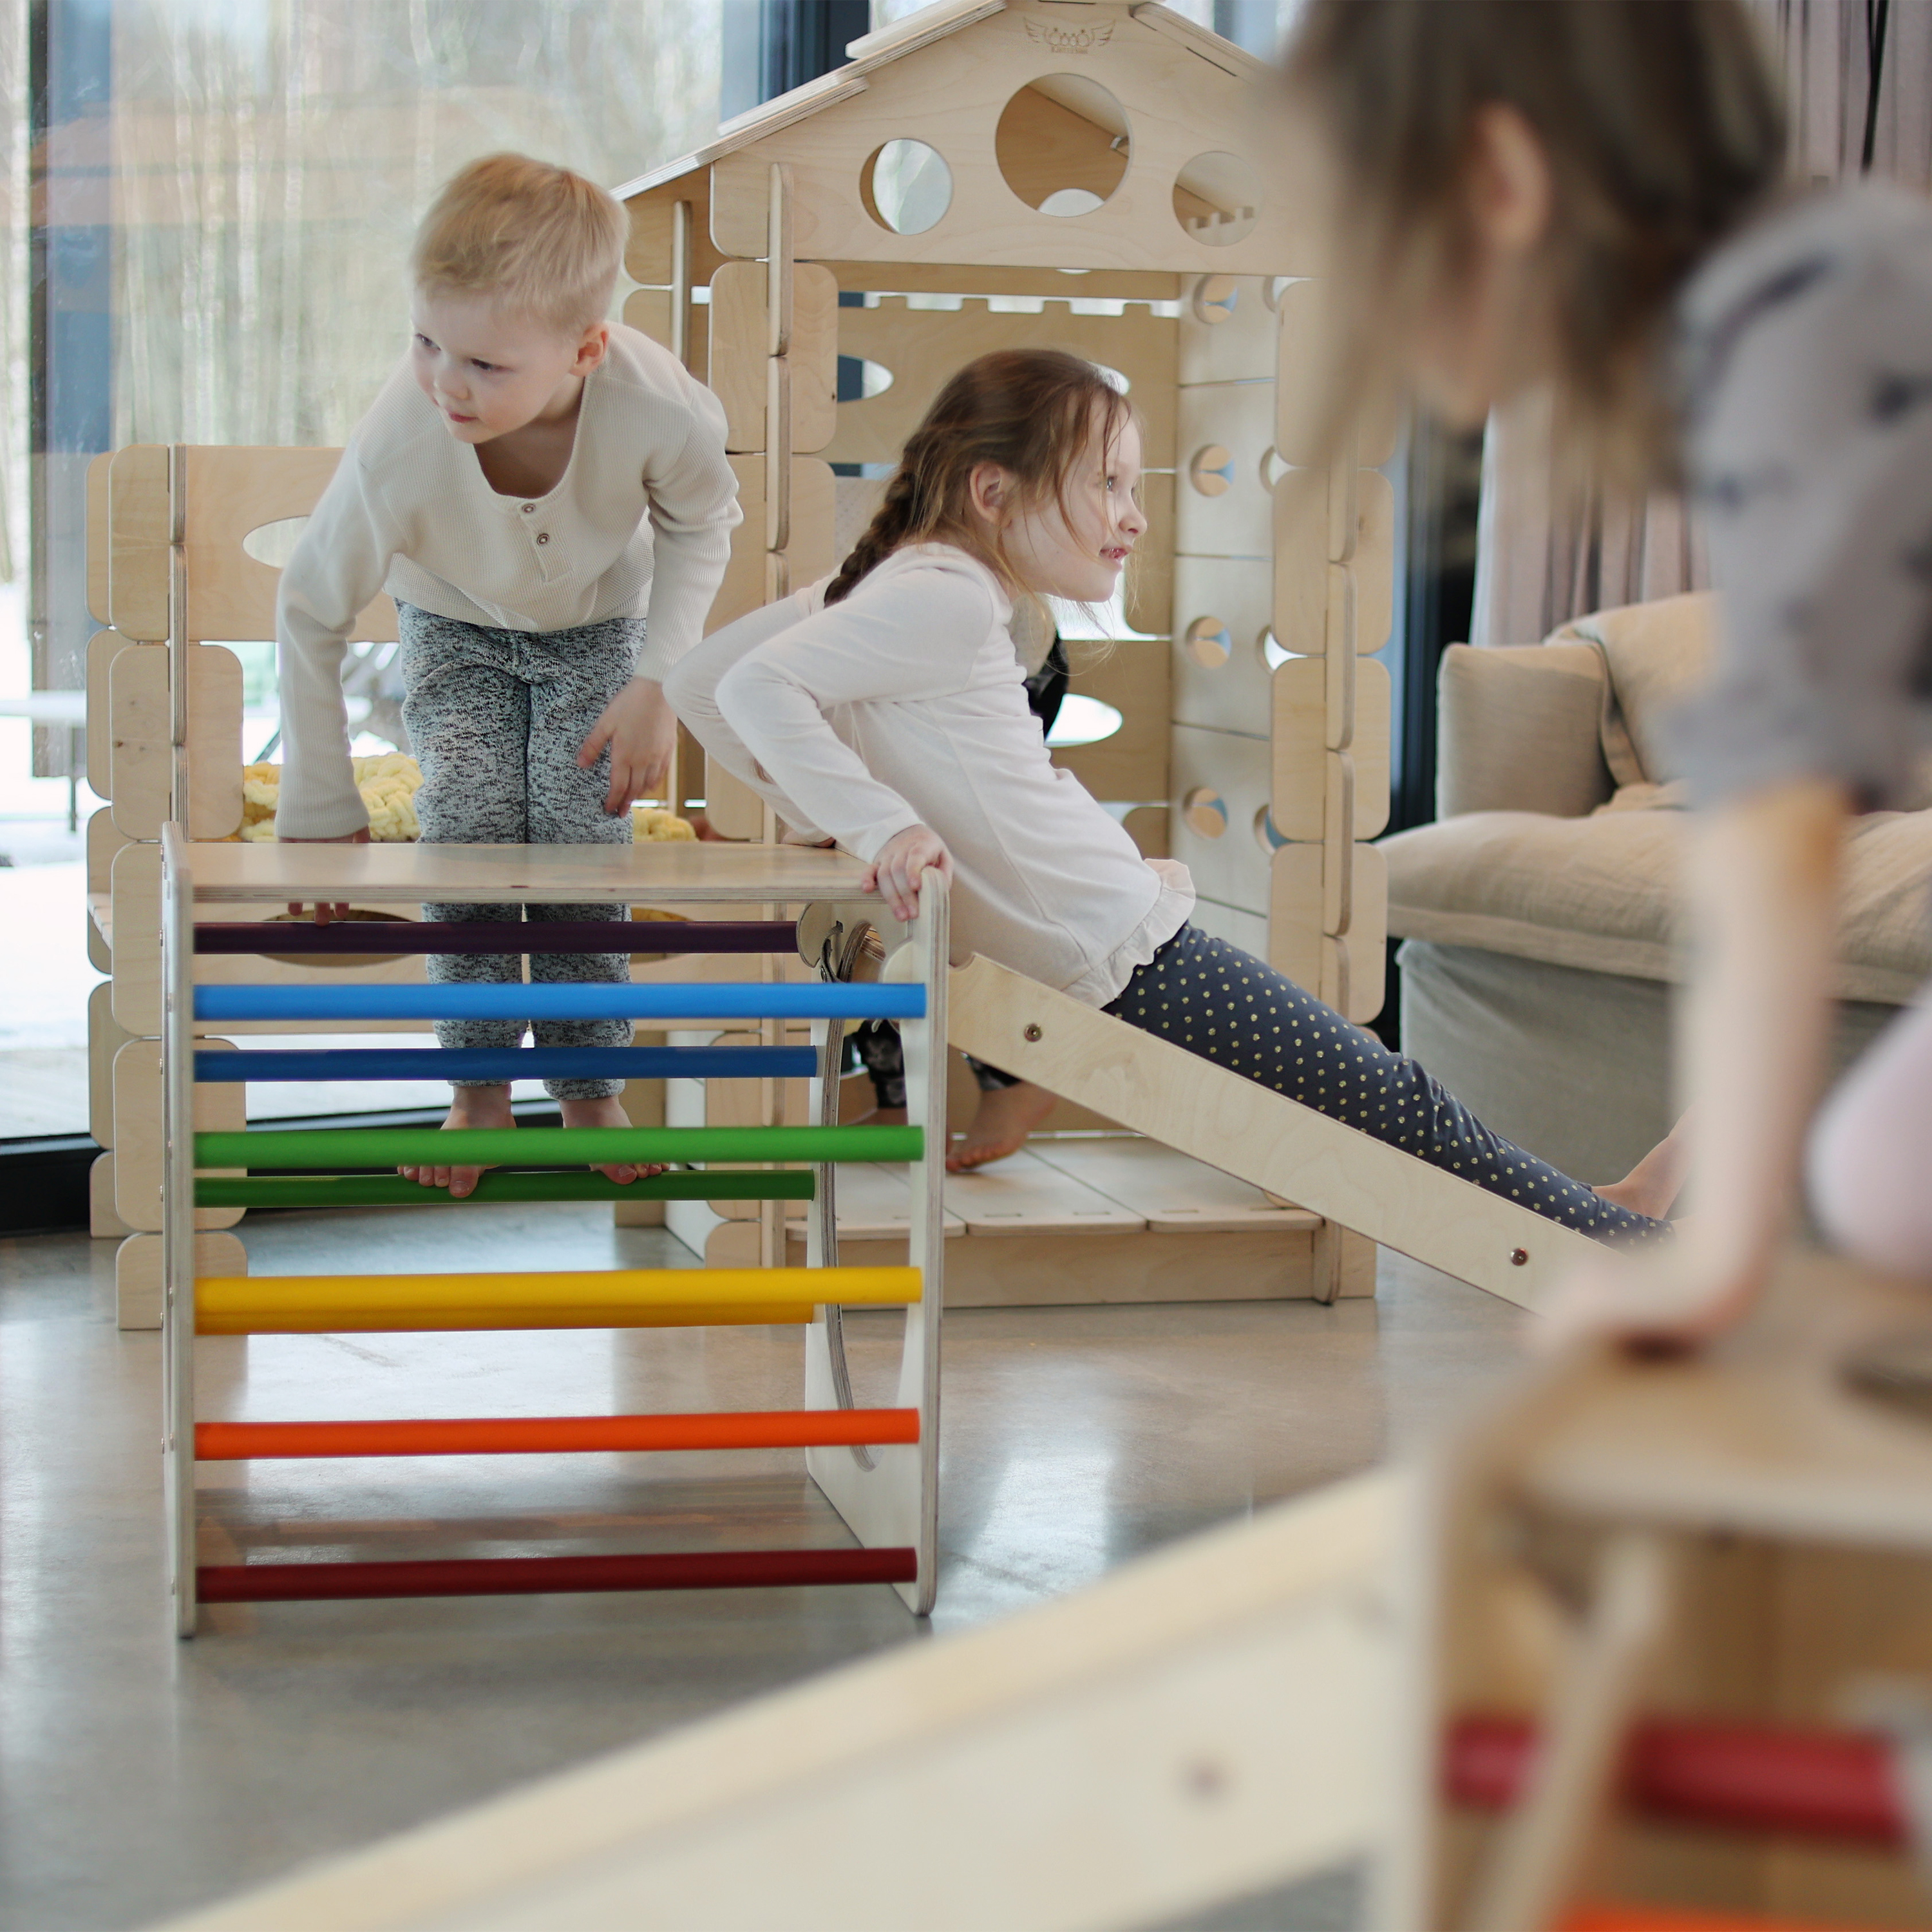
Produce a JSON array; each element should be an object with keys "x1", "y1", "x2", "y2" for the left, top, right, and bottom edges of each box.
[
  {"x1": 767, "y1": 162, "x2": 793, "y2": 358},
  {"x1": 670, "y1": 199, "x2": 694, "y2": 368},
  {"x1": 766, "y1": 357, "x2": 793, "y2": 553},
  {"x1": 1324, "y1": 627, "x2": 1356, "y2": 753}
]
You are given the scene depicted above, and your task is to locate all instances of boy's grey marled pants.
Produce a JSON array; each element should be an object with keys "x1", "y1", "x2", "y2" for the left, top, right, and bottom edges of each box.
[{"x1": 399, "y1": 603, "x2": 641, "y2": 1101}]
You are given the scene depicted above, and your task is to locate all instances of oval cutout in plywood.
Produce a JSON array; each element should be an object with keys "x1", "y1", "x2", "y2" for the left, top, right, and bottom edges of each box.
[
  {"x1": 1188, "y1": 444, "x2": 1234, "y2": 497},
  {"x1": 1184, "y1": 618, "x2": 1231, "y2": 668},
  {"x1": 241, "y1": 518, "x2": 308, "y2": 567},
  {"x1": 1182, "y1": 787, "x2": 1229, "y2": 838},
  {"x1": 862, "y1": 140, "x2": 952, "y2": 236},
  {"x1": 1175, "y1": 151, "x2": 1262, "y2": 249},
  {"x1": 1045, "y1": 695, "x2": 1122, "y2": 748},
  {"x1": 996, "y1": 74, "x2": 1130, "y2": 215}
]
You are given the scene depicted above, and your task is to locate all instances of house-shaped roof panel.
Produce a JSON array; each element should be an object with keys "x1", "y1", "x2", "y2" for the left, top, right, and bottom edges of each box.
[{"x1": 618, "y1": 1, "x2": 1308, "y2": 278}]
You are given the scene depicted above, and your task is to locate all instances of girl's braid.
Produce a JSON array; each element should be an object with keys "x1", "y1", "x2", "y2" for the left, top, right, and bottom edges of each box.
[{"x1": 824, "y1": 428, "x2": 938, "y2": 605}]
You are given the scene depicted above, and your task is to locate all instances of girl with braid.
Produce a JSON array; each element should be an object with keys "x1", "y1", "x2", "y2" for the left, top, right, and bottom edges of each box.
[{"x1": 667, "y1": 350, "x2": 1686, "y2": 1244}]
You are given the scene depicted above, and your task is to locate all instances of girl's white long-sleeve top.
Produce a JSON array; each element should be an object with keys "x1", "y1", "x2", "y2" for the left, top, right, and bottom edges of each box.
[
  {"x1": 665, "y1": 543, "x2": 1194, "y2": 1006},
  {"x1": 274, "y1": 324, "x2": 741, "y2": 838}
]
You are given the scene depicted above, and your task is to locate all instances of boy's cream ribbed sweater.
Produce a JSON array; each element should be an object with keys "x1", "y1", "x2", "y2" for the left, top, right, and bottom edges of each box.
[{"x1": 274, "y1": 324, "x2": 740, "y2": 838}]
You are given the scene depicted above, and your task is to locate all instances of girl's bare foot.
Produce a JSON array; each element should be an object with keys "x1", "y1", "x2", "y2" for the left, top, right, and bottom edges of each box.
[
  {"x1": 558, "y1": 1093, "x2": 661, "y2": 1186},
  {"x1": 1593, "y1": 1112, "x2": 1694, "y2": 1220},
  {"x1": 401, "y1": 1083, "x2": 512, "y2": 1200},
  {"x1": 947, "y1": 1080, "x2": 1057, "y2": 1172}
]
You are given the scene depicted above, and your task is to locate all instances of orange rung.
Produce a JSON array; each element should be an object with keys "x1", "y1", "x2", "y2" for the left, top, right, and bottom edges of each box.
[
  {"x1": 194, "y1": 1409, "x2": 921, "y2": 1460},
  {"x1": 1562, "y1": 1905, "x2": 1864, "y2": 1932}
]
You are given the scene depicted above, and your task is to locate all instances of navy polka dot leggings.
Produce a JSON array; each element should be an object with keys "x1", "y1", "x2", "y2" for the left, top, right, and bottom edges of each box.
[{"x1": 1103, "y1": 925, "x2": 1666, "y2": 1246}]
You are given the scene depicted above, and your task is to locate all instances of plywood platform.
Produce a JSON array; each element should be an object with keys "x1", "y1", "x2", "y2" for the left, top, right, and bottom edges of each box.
[{"x1": 775, "y1": 1135, "x2": 1367, "y2": 1307}]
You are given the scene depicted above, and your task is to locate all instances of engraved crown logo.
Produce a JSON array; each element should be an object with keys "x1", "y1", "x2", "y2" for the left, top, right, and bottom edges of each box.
[{"x1": 1023, "y1": 19, "x2": 1115, "y2": 52}]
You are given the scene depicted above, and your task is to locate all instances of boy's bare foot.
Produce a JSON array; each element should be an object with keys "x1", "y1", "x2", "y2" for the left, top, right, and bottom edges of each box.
[
  {"x1": 947, "y1": 1080, "x2": 1057, "y2": 1172},
  {"x1": 558, "y1": 1093, "x2": 660, "y2": 1186},
  {"x1": 1593, "y1": 1112, "x2": 1694, "y2": 1220},
  {"x1": 401, "y1": 1083, "x2": 513, "y2": 1200}
]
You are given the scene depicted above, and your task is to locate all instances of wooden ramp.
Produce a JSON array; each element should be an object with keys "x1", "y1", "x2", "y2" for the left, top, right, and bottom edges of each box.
[
  {"x1": 151, "y1": 1473, "x2": 1396, "y2": 1932},
  {"x1": 787, "y1": 1136, "x2": 1371, "y2": 1307},
  {"x1": 949, "y1": 956, "x2": 1602, "y2": 1311}
]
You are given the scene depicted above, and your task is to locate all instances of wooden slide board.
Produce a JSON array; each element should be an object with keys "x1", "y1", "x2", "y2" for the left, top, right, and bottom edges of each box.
[
  {"x1": 948, "y1": 956, "x2": 1601, "y2": 1309},
  {"x1": 150, "y1": 1471, "x2": 1395, "y2": 1932}
]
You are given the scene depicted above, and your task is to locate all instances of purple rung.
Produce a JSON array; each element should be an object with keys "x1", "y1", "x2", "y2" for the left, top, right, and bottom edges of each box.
[{"x1": 194, "y1": 919, "x2": 800, "y2": 956}]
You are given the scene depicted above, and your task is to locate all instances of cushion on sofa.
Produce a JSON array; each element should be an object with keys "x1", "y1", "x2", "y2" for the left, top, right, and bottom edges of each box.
[
  {"x1": 1384, "y1": 801, "x2": 1932, "y2": 1003},
  {"x1": 1546, "y1": 592, "x2": 1715, "y2": 789},
  {"x1": 1436, "y1": 641, "x2": 1614, "y2": 819}
]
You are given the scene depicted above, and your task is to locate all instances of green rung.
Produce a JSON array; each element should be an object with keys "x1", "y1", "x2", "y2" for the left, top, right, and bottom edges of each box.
[
  {"x1": 193, "y1": 1124, "x2": 923, "y2": 1171},
  {"x1": 193, "y1": 1171, "x2": 819, "y2": 1209}
]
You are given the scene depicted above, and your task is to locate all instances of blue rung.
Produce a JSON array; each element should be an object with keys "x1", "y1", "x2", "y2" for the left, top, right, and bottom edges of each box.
[
  {"x1": 191, "y1": 982, "x2": 927, "y2": 1023},
  {"x1": 193, "y1": 1046, "x2": 821, "y2": 1083}
]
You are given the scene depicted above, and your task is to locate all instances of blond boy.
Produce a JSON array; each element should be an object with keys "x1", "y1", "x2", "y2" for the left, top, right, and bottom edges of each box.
[{"x1": 275, "y1": 154, "x2": 739, "y2": 1192}]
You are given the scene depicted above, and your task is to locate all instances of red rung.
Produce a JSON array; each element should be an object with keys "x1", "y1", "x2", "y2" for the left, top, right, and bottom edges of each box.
[
  {"x1": 1561, "y1": 1906, "x2": 1866, "y2": 1932},
  {"x1": 198, "y1": 1546, "x2": 918, "y2": 1602},
  {"x1": 195, "y1": 1409, "x2": 920, "y2": 1460},
  {"x1": 1448, "y1": 1714, "x2": 1905, "y2": 1848}
]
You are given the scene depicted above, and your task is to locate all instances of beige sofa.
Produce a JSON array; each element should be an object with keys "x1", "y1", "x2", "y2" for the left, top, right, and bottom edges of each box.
[{"x1": 1379, "y1": 592, "x2": 1932, "y2": 1185}]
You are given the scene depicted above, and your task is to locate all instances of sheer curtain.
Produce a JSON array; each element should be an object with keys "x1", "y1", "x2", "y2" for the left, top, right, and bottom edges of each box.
[{"x1": 1472, "y1": 0, "x2": 1932, "y2": 645}]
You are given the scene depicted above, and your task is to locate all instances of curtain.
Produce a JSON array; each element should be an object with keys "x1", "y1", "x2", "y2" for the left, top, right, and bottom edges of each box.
[{"x1": 1472, "y1": 0, "x2": 1932, "y2": 645}]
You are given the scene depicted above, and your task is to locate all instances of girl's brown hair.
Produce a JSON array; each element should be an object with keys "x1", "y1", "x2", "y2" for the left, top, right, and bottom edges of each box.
[
  {"x1": 826, "y1": 348, "x2": 1132, "y2": 603},
  {"x1": 1280, "y1": 0, "x2": 1786, "y2": 486}
]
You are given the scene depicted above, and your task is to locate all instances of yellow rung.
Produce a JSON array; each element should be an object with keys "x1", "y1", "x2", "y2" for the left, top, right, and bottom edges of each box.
[{"x1": 193, "y1": 1266, "x2": 920, "y2": 1336}]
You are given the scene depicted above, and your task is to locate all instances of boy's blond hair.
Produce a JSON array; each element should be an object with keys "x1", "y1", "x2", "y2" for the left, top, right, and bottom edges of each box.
[{"x1": 412, "y1": 153, "x2": 627, "y2": 337}]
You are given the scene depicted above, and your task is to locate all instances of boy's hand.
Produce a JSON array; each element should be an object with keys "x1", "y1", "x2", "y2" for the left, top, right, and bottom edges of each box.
[
  {"x1": 280, "y1": 826, "x2": 371, "y2": 921},
  {"x1": 580, "y1": 677, "x2": 676, "y2": 815},
  {"x1": 860, "y1": 825, "x2": 952, "y2": 922}
]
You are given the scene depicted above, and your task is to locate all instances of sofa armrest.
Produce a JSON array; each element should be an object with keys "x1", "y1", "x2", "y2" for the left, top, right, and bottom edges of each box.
[{"x1": 1436, "y1": 641, "x2": 1615, "y2": 819}]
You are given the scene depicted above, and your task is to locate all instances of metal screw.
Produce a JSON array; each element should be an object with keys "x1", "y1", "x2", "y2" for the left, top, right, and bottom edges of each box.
[
  {"x1": 1023, "y1": 1023, "x2": 1042, "y2": 1042},
  {"x1": 1510, "y1": 1247, "x2": 1528, "y2": 1267}
]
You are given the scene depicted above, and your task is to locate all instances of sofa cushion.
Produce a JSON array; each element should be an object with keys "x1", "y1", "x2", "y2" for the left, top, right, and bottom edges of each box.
[
  {"x1": 1384, "y1": 799, "x2": 1932, "y2": 1004},
  {"x1": 1437, "y1": 641, "x2": 1614, "y2": 820},
  {"x1": 1546, "y1": 592, "x2": 1715, "y2": 789}
]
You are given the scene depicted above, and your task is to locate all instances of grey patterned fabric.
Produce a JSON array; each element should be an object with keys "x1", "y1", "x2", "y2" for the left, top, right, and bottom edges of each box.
[
  {"x1": 1664, "y1": 184, "x2": 1932, "y2": 810},
  {"x1": 1103, "y1": 924, "x2": 1666, "y2": 1245},
  {"x1": 399, "y1": 601, "x2": 643, "y2": 1101}
]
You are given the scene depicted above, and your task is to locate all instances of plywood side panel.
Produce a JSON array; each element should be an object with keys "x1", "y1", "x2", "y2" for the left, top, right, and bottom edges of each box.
[
  {"x1": 1052, "y1": 637, "x2": 1168, "y2": 804},
  {"x1": 708, "y1": 262, "x2": 840, "y2": 454},
  {"x1": 109, "y1": 643, "x2": 245, "y2": 840},
  {"x1": 1273, "y1": 468, "x2": 1394, "y2": 657},
  {"x1": 712, "y1": 457, "x2": 837, "y2": 634},
  {"x1": 625, "y1": 176, "x2": 734, "y2": 287},
  {"x1": 108, "y1": 444, "x2": 173, "y2": 641},
  {"x1": 1270, "y1": 843, "x2": 1388, "y2": 1025},
  {"x1": 1276, "y1": 278, "x2": 1399, "y2": 470},
  {"x1": 112, "y1": 1038, "x2": 244, "y2": 1231},
  {"x1": 86, "y1": 451, "x2": 113, "y2": 623},
  {"x1": 1170, "y1": 723, "x2": 1271, "y2": 917},
  {"x1": 826, "y1": 298, "x2": 1177, "y2": 469},
  {"x1": 1272, "y1": 656, "x2": 1390, "y2": 842},
  {"x1": 1179, "y1": 274, "x2": 1285, "y2": 386},
  {"x1": 86, "y1": 628, "x2": 135, "y2": 800},
  {"x1": 1174, "y1": 382, "x2": 1275, "y2": 560},
  {"x1": 87, "y1": 806, "x2": 128, "y2": 898},
  {"x1": 817, "y1": 260, "x2": 1181, "y2": 301},
  {"x1": 178, "y1": 446, "x2": 397, "y2": 644},
  {"x1": 1171, "y1": 553, "x2": 1273, "y2": 735}
]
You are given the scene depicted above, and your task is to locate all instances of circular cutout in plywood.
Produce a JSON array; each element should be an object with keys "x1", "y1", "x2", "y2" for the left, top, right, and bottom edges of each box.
[
  {"x1": 1182, "y1": 787, "x2": 1229, "y2": 838},
  {"x1": 1191, "y1": 275, "x2": 1239, "y2": 325},
  {"x1": 996, "y1": 74, "x2": 1130, "y2": 215},
  {"x1": 1253, "y1": 806, "x2": 1288, "y2": 855},
  {"x1": 1174, "y1": 151, "x2": 1261, "y2": 249},
  {"x1": 862, "y1": 140, "x2": 953, "y2": 236},
  {"x1": 1188, "y1": 444, "x2": 1234, "y2": 497},
  {"x1": 1184, "y1": 618, "x2": 1232, "y2": 668}
]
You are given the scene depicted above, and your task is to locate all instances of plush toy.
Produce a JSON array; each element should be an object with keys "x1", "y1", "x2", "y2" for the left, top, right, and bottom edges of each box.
[{"x1": 238, "y1": 753, "x2": 424, "y2": 842}]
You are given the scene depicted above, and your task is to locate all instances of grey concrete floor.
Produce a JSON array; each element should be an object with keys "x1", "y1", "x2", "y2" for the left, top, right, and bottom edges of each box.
[{"x1": 1, "y1": 1205, "x2": 1524, "y2": 1932}]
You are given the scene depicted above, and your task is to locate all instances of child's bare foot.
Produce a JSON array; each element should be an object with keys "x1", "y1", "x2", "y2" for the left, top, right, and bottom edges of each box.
[
  {"x1": 401, "y1": 1083, "x2": 512, "y2": 1199},
  {"x1": 558, "y1": 1093, "x2": 661, "y2": 1186},
  {"x1": 1593, "y1": 1112, "x2": 1694, "y2": 1220},
  {"x1": 947, "y1": 1081, "x2": 1057, "y2": 1172}
]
